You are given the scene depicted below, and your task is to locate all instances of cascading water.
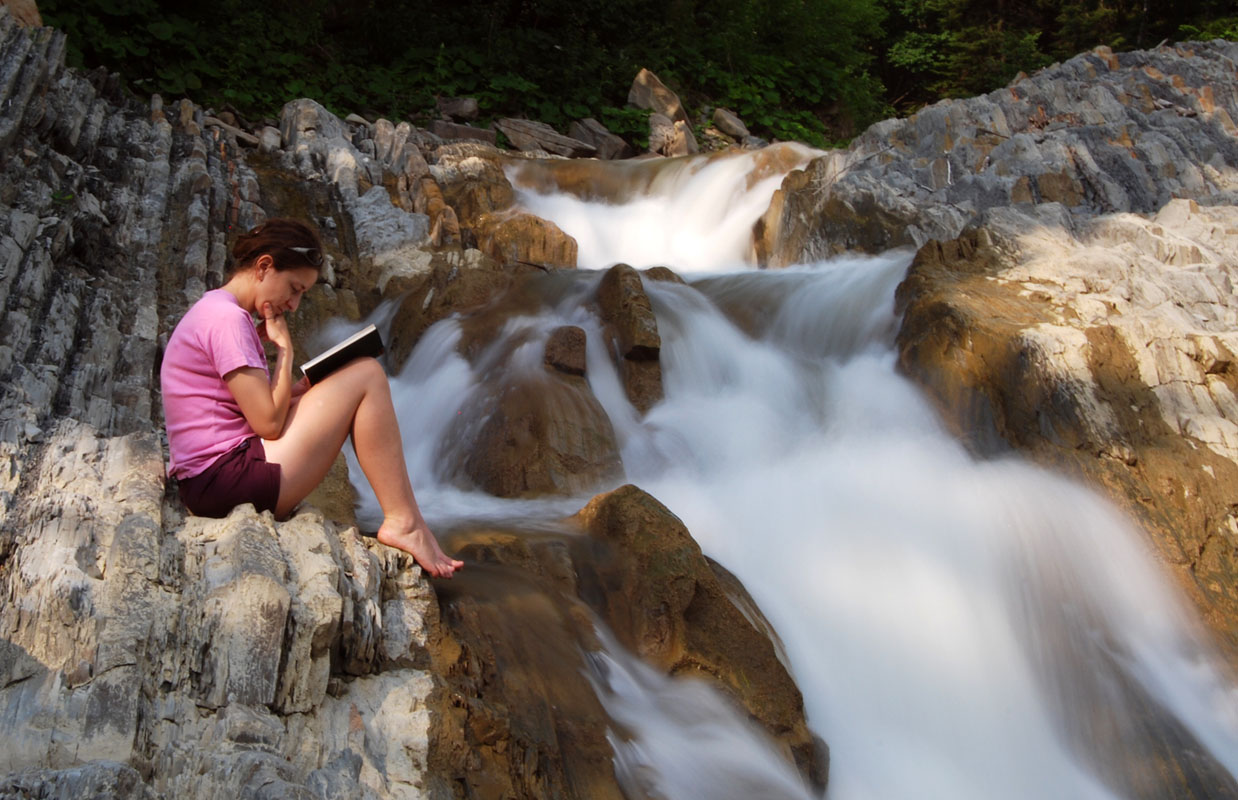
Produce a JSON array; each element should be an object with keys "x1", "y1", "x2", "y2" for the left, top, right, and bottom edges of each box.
[{"x1": 360, "y1": 147, "x2": 1238, "y2": 799}]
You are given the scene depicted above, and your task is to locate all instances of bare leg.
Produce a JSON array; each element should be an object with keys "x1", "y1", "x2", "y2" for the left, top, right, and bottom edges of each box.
[{"x1": 262, "y1": 358, "x2": 463, "y2": 577}]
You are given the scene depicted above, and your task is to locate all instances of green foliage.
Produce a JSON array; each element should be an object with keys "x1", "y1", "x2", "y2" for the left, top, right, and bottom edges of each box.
[
  {"x1": 1180, "y1": 16, "x2": 1238, "y2": 40},
  {"x1": 39, "y1": 0, "x2": 1238, "y2": 149}
]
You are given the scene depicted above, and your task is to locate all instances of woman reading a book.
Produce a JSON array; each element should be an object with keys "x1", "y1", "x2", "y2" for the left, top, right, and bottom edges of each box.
[{"x1": 161, "y1": 218, "x2": 462, "y2": 578}]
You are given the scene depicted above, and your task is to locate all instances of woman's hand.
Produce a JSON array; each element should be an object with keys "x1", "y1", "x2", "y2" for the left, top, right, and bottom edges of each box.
[{"x1": 257, "y1": 301, "x2": 293, "y2": 352}]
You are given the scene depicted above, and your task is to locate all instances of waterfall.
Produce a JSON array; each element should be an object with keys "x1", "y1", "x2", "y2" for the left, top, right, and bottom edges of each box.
[{"x1": 371, "y1": 149, "x2": 1238, "y2": 799}]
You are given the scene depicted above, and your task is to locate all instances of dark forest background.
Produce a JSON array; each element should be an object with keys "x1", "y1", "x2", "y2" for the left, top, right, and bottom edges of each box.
[{"x1": 40, "y1": 0, "x2": 1238, "y2": 146}]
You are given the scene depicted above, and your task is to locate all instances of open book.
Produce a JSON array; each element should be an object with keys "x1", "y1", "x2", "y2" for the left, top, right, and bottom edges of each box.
[{"x1": 300, "y1": 324, "x2": 385, "y2": 385}]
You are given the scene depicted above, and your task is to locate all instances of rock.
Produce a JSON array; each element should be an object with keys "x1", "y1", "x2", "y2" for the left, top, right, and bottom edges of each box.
[
  {"x1": 649, "y1": 112, "x2": 699, "y2": 157},
  {"x1": 596, "y1": 264, "x2": 664, "y2": 413},
  {"x1": 426, "y1": 119, "x2": 497, "y2": 146},
  {"x1": 713, "y1": 107, "x2": 750, "y2": 139},
  {"x1": 436, "y1": 485, "x2": 828, "y2": 793},
  {"x1": 450, "y1": 374, "x2": 623, "y2": 497},
  {"x1": 895, "y1": 200, "x2": 1238, "y2": 649},
  {"x1": 765, "y1": 41, "x2": 1238, "y2": 264},
  {"x1": 0, "y1": 1, "x2": 41, "y2": 27},
  {"x1": 568, "y1": 117, "x2": 634, "y2": 160},
  {"x1": 494, "y1": 118, "x2": 597, "y2": 158},
  {"x1": 437, "y1": 96, "x2": 480, "y2": 122},
  {"x1": 474, "y1": 211, "x2": 578, "y2": 268},
  {"x1": 570, "y1": 485, "x2": 827, "y2": 790},
  {"x1": 258, "y1": 125, "x2": 282, "y2": 152},
  {"x1": 628, "y1": 68, "x2": 689, "y2": 125},
  {"x1": 428, "y1": 142, "x2": 516, "y2": 228},
  {"x1": 384, "y1": 250, "x2": 514, "y2": 372},
  {"x1": 545, "y1": 325, "x2": 587, "y2": 376},
  {"x1": 203, "y1": 114, "x2": 260, "y2": 146}
]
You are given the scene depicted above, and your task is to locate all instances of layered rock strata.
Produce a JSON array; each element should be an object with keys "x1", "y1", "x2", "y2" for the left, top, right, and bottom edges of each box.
[{"x1": 766, "y1": 41, "x2": 1238, "y2": 263}]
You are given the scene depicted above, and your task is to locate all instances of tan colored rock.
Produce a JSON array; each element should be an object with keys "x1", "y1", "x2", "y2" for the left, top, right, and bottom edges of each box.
[
  {"x1": 649, "y1": 112, "x2": 699, "y2": 157},
  {"x1": 474, "y1": 211, "x2": 578, "y2": 268},
  {"x1": 895, "y1": 201, "x2": 1238, "y2": 652},
  {"x1": 428, "y1": 142, "x2": 515, "y2": 228},
  {"x1": 628, "y1": 68, "x2": 689, "y2": 125},
  {"x1": 1, "y1": 0, "x2": 41, "y2": 27},
  {"x1": 713, "y1": 107, "x2": 751, "y2": 139},
  {"x1": 385, "y1": 250, "x2": 513, "y2": 372},
  {"x1": 596, "y1": 263, "x2": 664, "y2": 414},
  {"x1": 451, "y1": 374, "x2": 622, "y2": 498},
  {"x1": 571, "y1": 485, "x2": 827, "y2": 790}
]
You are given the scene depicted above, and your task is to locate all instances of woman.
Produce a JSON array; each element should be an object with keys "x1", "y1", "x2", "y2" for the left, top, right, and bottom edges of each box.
[{"x1": 161, "y1": 218, "x2": 462, "y2": 578}]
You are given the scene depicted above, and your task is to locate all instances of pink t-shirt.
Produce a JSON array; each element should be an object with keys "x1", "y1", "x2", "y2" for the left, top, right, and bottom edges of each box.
[{"x1": 161, "y1": 289, "x2": 269, "y2": 478}]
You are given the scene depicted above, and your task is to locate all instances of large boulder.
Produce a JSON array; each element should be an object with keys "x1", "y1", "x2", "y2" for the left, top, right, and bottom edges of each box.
[
  {"x1": 447, "y1": 372, "x2": 623, "y2": 498},
  {"x1": 437, "y1": 485, "x2": 828, "y2": 794},
  {"x1": 474, "y1": 211, "x2": 579, "y2": 268},
  {"x1": 569, "y1": 485, "x2": 828, "y2": 790},
  {"x1": 628, "y1": 68, "x2": 690, "y2": 125},
  {"x1": 765, "y1": 42, "x2": 1238, "y2": 265},
  {"x1": 895, "y1": 200, "x2": 1238, "y2": 653},
  {"x1": 427, "y1": 141, "x2": 516, "y2": 229}
]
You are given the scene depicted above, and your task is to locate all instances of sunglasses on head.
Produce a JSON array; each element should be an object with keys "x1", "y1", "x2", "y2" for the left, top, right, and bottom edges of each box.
[{"x1": 284, "y1": 246, "x2": 323, "y2": 267}]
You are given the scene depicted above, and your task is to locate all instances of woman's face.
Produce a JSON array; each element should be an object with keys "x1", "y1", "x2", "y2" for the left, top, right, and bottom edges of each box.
[{"x1": 256, "y1": 263, "x2": 318, "y2": 316}]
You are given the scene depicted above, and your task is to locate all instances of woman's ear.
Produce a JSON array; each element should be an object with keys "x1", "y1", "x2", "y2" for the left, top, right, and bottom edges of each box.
[{"x1": 255, "y1": 253, "x2": 274, "y2": 279}]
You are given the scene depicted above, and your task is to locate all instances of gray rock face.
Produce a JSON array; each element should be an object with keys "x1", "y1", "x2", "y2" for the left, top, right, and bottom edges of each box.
[
  {"x1": 0, "y1": 16, "x2": 446, "y2": 799},
  {"x1": 767, "y1": 42, "x2": 1238, "y2": 263}
]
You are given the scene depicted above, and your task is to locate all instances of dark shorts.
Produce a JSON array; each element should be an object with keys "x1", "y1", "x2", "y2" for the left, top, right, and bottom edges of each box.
[{"x1": 177, "y1": 438, "x2": 282, "y2": 518}]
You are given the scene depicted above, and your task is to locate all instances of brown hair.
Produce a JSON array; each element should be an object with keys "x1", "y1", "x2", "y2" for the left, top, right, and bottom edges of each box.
[{"x1": 228, "y1": 218, "x2": 325, "y2": 276}]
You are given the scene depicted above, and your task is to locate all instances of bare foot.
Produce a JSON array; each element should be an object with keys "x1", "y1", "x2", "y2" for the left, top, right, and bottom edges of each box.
[{"x1": 376, "y1": 518, "x2": 463, "y2": 578}]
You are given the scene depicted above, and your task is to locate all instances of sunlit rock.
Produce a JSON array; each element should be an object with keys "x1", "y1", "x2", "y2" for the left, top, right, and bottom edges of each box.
[
  {"x1": 896, "y1": 200, "x2": 1238, "y2": 649},
  {"x1": 767, "y1": 41, "x2": 1238, "y2": 264},
  {"x1": 474, "y1": 210, "x2": 578, "y2": 268},
  {"x1": 628, "y1": 67, "x2": 689, "y2": 125}
]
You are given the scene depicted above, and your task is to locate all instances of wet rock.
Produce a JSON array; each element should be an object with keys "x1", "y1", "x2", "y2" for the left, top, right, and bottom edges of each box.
[
  {"x1": 384, "y1": 249, "x2": 513, "y2": 372},
  {"x1": 544, "y1": 325, "x2": 587, "y2": 376},
  {"x1": 450, "y1": 374, "x2": 623, "y2": 498},
  {"x1": 474, "y1": 211, "x2": 578, "y2": 268},
  {"x1": 570, "y1": 485, "x2": 828, "y2": 790},
  {"x1": 895, "y1": 200, "x2": 1238, "y2": 652},
  {"x1": 596, "y1": 263, "x2": 664, "y2": 414}
]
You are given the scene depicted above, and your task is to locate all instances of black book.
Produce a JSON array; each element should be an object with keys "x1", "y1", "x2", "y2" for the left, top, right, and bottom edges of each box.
[{"x1": 300, "y1": 324, "x2": 385, "y2": 385}]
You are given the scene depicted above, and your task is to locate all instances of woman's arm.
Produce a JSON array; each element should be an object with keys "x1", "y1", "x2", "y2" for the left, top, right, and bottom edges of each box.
[{"x1": 225, "y1": 302, "x2": 297, "y2": 439}]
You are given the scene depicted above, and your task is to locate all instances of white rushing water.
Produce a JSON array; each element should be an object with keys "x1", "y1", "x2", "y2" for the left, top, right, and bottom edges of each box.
[{"x1": 365, "y1": 149, "x2": 1238, "y2": 799}]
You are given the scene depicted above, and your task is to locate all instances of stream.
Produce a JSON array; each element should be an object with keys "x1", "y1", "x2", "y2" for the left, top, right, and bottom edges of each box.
[{"x1": 350, "y1": 146, "x2": 1238, "y2": 799}]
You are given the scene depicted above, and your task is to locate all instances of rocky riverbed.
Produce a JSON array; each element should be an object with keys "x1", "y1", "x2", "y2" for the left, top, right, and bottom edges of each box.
[{"x1": 2, "y1": 5, "x2": 1238, "y2": 798}]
